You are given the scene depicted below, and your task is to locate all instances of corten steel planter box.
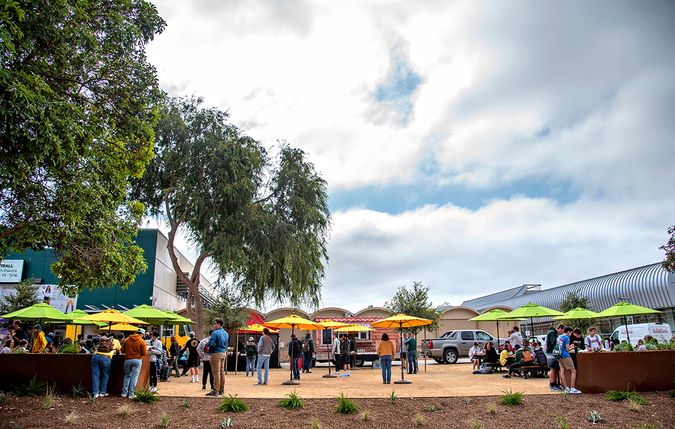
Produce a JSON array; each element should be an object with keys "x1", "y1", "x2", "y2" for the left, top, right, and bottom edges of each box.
[
  {"x1": 0, "y1": 354, "x2": 150, "y2": 395},
  {"x1": 575, "y1": 350, "x2": 675, "y2": 393}
]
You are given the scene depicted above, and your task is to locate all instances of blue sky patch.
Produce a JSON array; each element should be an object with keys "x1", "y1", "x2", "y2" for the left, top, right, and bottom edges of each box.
[{"x1": 373, "y1": 43, "x2": 422, "y2": 125}]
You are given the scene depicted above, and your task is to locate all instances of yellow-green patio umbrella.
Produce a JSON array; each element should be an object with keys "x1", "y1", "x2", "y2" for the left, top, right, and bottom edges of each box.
[
  {"x1": 124, "y1": 305, "x2": 182, "y2": 324},
  {"x1": 553, "y1": 307, "x2": 600, "y2": 320},
  {"x1": 372, "y1": 314, "x2": 432, "y2": 384},
  {"x1": 469, "y1": 309, "x2": 524, "y2": 349},
  {"x1": 163, "y1": 310, "x2": 193, "y2": 324},
  {"x1": 2, "y1": 303, "x2": 67, "y2": 322},
  {"x1": 597, "y1": 301, "x2": 661, "y2": 345},
  {"x1": 498, "y1": 303, "x2": 563, "y2": 337}
]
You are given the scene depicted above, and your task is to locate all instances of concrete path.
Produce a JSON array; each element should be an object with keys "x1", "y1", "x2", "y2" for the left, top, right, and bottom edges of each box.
[{"x1": 156, "y1": 360, "x2": 555, "y2": 398}]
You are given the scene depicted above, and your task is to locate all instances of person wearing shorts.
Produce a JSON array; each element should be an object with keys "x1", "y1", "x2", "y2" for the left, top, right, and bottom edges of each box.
[
  {"x1": 546, "y1": 324, "x2": 564, "y2": 391},
  {"x1": 557, "y1": 326, "x2": 581, "y2": 394}
]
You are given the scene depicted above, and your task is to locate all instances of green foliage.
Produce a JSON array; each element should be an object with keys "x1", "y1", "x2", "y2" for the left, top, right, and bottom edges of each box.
[
  {"x1": 424, "y1": 404, "x2": 438, "y2": 412},
  {"x1": 70, "y1": 384, "x2": 86, "y2": 398},
  {"x1": 605, "y1": 390, "x2": 647, "y2": 405},
  {"x1": 14, "y1": 376, "x2": 46, "y2": 397},
  {"x1": 310, "y1": 418, "x2": 321, "y2": 429},
  {"x1": 614, "y1": 342, "x2": 634, "y2": 352},
  {"x1": 58, "y1": 343, "x2": 80, "y2": 354},
  {"x1": 587, "y1": 411, "x2": 604, "y2": 424},
  {"x1": 414, "y1": 414, "x2": 424, "y2": 426},
  {"x1": 660, "y1": 225, "x2": 675, "y2": 272},
  {"x1": 335, "y1": 393, "x2": 358, "y2": 414},
  {"x1": 0, "y1": 0, "x2": 164, "y2": 293},
  {"x1": 207, "y1": 285, "x2": 249, "y2": 333},
  {"x1": 385, "y1": 281, "x2": 440, "y2": 334},
  {"x1": 117, "y1": 404, "x2": 133, "y2": 417},
  {"x1": 0, "y1": 280, "x2": 39, "y2": 314},
  {"x1": 486, "y1": 403, "x2": 497, "y2": 415},
  {"x1": 133, "y1": 96, "x2": 330, "y2": 334},
  {"x1": 669, "y1": 389, "x2": 675, "y2": 398},
  {"x1": 389, "y1": 390, "x2": 398, "y2": 404},
  {"x1": 159, "y1": 413, "x2": 169, "y2": 428},
  {"x1": 42, "y1": 383, "x2": 56, "y2": 409},
  {"x1": 0, "y1": 391, "x2": 10, "y2": 405},
  {"x1": 470, "y1": 418, "x2": 483, "y2": 429},
  {"x1": 218, "y1": 394, "x2": 249, "y2": 413},
  {"x1": 498, "y1": 389, "x2": 524, "y2": 407},
  {"x1": 181, "y1": 399, "x2": 190, "y2": 409},
  {"x1": 133, "y1": 388, "x2": 160, "y2": 404},
  {"x1": 556, "y1": 416, "x2": 570, "y2": 429},
  {"x1": 220, "y1": 417, "x2": 234, "y2": 428},
  {"x1": 87, "y1": 393, "x2": 96, "y2": 404},
  {"x1": 278, "y1": 390, "x2": 304, "y2": 410},
  {"x1": 361, "y1": 411, "x2": 370, "y2": 422},
  {"x1": 560, "y1": 290, "x2": 591, "y2": 332}
]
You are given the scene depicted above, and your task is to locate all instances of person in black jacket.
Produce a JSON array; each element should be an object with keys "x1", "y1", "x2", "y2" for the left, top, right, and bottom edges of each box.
[
  {"x1": 287, "y1": 334, "x2": 303, "y2": 380},
  {"x1": 301, "y1": 333, "x2": 315, "y2": 374},
  {"x1": 168, "y1": 336, "x2": 181, "y2": 377}
]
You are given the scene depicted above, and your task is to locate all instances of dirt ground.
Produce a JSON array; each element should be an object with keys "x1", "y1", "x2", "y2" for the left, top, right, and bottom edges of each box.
[{"x1": 1, "y1": 361, "x2": 673, "y2": 428}]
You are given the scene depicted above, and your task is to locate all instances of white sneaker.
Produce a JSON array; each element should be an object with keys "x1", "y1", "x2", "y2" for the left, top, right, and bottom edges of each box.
[
  {"x1": 93, "y1": 393, "x2": 100, "y2": 398},
  {"x1": 569, "y1": 387, "x2": 582, "y2": 394}
]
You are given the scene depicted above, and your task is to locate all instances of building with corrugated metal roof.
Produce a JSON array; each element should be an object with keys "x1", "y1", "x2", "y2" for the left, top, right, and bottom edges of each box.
[{"x1": 461, "y1": 262, "x2": 675, "y2": 335}]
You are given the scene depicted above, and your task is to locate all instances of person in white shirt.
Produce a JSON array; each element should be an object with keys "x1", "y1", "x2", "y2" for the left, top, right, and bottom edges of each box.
[
  {"x1": 584, "y1": 327, "x2": 604, "y2": 351},
  {"x1": 332, "y1": 332, "x2": 342, "y2": 374},
  {"x1": 508, "y1": 326, "x2": 524, "y2": 348},
  {"x1": 468, "y1": 342, "x2": 482, "y2": 370}
]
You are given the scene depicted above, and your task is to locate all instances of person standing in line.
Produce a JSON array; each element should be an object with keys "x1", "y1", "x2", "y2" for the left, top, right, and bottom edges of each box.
[
  {"x1": 207, "y1": 319, "x2": 228, "y2": 397},
  {"x1": 31, "y1": 324, "x2": 47, "y2": 353},
  {"x1": 400, "y1": 333, "x2": 408, "y2": 372},
  {"x1": 377, "y1": 333, "x2": 395, "y2": 384},
  {"x1": 332, "y1": 332, "x2": 342, "y2": 375},
  {"x1": 557, "y1": 326, "x2": 582, "y2": 394},
  {"x1": 120, "y1": 328, "x2": 147, "y2": 398},
  {"x1": 405, "y1": 333, "x2": 418, "y2": 374},
  {"x1": 339, "y1": 334, "x2": 351, "y2": 377},
  {"x1": 146, "y1": 332, "x2": 162, "y2": 392},
  {"x1": 168, "y1": 336, "x2": 181, "y2": 377},
  {"x1": 349, "y1": 334, "x2": 357, "y2": 368},
  {"x1": 301, "y1": 333, "x2": 315, "y2": 374},
  {"x1": 180, "y1": 332, "x2": 201, "y2": 382},
  {"x1": 197, "y1": 330, "x2": 214, "y2": 392},
  {"x1": 287, "y1": 334, "x2": 303, "y2": 380},
  {"x1": 256, "y1": 328, "x2": 275, "y2": 385},
  {"x1": 91, "y1": 334, "x2": 114, "y2": 398},
  {"x1": 244, "y1": 337, "x2": 257, "y2": 377},
  {"x1": 546, "y1": 324, "x2": 564, "y2": 391}
]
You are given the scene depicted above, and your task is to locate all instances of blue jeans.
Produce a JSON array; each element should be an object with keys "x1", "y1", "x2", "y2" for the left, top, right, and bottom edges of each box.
[
  {"x1": 257, "y1": 354, "x2": 270, "y2": 384},
  {"x1": 292, "y1": 356, "x2": 301, "y2": 380},
  {"x1": 91, "y1": 354, "x2": 111, "y2": 394},
  {"x1": 380, "y1": 355, "x2": 392, "y2": 383},
  {"x1": 407, "y1": 351, "x2": 418, "y2": 373},
  {"x1": 302, "y1": 351, "x2": 313, "y2": 371},
  {"x1": 122, "y1": 358, "x2": 142, "y2": 396},
  {"x1": 246, "y1": 356, "x2": 256, "y2": 376}
]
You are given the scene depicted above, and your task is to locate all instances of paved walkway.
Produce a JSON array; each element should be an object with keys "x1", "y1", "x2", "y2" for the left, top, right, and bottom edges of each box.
[{"x1": 157, "y1": 360, "x2": 554, "y2": 398}]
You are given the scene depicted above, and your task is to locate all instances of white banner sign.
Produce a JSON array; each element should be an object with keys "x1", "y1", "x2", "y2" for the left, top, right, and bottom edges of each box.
[
  {"x1": 0, "y1": 259, "x2": 24, "y2": 283},
  {"x1": 0, "y1": 283, "x2": 77, "y2": 314}
]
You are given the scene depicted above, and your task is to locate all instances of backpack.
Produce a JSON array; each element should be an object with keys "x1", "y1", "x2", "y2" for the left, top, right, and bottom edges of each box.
[
  {"x1": 478, "y1": 363, "x2": 493, "y2": 374},
  {"x1": 552, "y1": 337, "x2": 564, "y2": 360},
  {"x1": 522, "y1": 350, "x2": 533, "y2": 363},
  {"x1": 292, "y1": 339, "x2": 302, "y2": 356},
  {"x1": 535, "y1": 349, "x2": 547, "y2": 366},
  {"x1": 302, "y1": 338, "x2": 311, "y2": 353},
  {"x1": 97, "y1": 336, "x2": 114, "y2": 353}
]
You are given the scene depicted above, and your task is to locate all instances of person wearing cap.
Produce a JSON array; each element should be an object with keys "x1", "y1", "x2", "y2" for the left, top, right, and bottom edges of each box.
[
  {"x1": 244, "y1": 336, "x2": 258, "y2": 377},
  {"x1": 31, "y1": 325, "x2": 47, "y2": 353},
  {"x1": 120, "y1": 328, "x2": 147, "y2": 398}
]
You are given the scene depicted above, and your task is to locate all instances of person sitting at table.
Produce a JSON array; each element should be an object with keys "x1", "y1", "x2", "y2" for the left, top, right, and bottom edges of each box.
[
  {"x1": 469, "y1": 342, "x2": 482, "y2": 370},
  {"x1": 484, "y1": 341, "x2": 498, "y2": 364},
  {"x1": 503, "y1": 344, "x2": 533, "y2": 378},
  {"x1": 499, "y1": 341, "x2": 511, "y2": 367}
]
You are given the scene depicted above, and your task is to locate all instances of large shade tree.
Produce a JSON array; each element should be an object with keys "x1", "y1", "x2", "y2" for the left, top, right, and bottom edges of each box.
[
  {"x1": 133, "y1": 97, "x2": 331, "y2": 334},
  {"x1": 385, "y1": 281, "x2": 440, "y2": 335},
  {"x1": 0, "y1": 0, "x2": 165, "y2": 295},
  {"x1": 660, "y1": 225, "x2": 675, "y2": 272}
]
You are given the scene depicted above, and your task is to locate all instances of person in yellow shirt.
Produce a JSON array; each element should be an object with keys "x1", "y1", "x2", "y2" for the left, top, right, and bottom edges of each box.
[
  {"x1": 376, "y1": 333, "x2": 396, "y2": 384},
  {"x1": 31, "y1": 325, "x2": 47, "y2": 353},
  {"x1": 499, "y1": 341, "x2": 511, "y2": 367},
  {"x1": 112, "y1": 333, "x2": 123, "y2": 353}
]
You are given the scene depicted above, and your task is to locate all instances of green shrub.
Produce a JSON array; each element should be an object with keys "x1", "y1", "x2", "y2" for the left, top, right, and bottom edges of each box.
[
  {"x1": 159, "y1": 413, "x2": 169, "y2": 428},
  {"x1": 389, "y1": 390, "x2": 398, "y2": 404},
  {"x1": 218, "y1": 394, "x2": 249, "y2": 413},
  {"x1": 0, "y1": 392, "x2": 9, "y2": 405},
  {"x1": 414, "y1": 413, "x2": 424, "y2": 426},
  {"x1": 498, "y1": 389, "x2": 524, "y2": 407},
  {"x1": 669, "y1": 390, "x2": 675, "y2": 398},
  {"x1": 181, "y1": 399, "x2": 190, "y2": 409},
  {"x1": 70, "y1": 384, "x2": 86, "y2": 398},
  {"x1": 470, "y1": 418, "x2": 482, "y2": 429},
  {"x1": 361, "y1": 411, "x2": 370, "y2": 422},
  {"x1": 587, "y1": 410, "x2": 604, "y2": 424},
  {"x1": 15, "y1": 377, "x2": 47, "y2": 397},
  {"x1": 220, "y1": 417, "x2": 234, "y2": 428},
  {"x1": 335, "y1": 393, "x2": 358, "y2": 414},
  {"x1": 310, "y1": 418, "x2": 321, "y2": 429},
  {"x1": 557, "y1": 416, "x2": 570, "y2": 429},
  {"x1": 424, "y1": 404, "x2": 438, "y2": 412},
  {"x1": 614, "y1": 342, "x2": 634, "y2": 352},
  {"x1": 278, "y1": 390, "x2": 304, "y2": 410},
  {"x1": 133, "y1": 388, "x2": 160, "y2": 404},
  {"x1": 43, "y1": 384, "x2": 56, "y2": 409},
  {"x1": 605, "y1": 390, "x2": 647, "y2": 405},
  {"x1": 486, "y1": 403, "x2": 497, "y2": 415}
]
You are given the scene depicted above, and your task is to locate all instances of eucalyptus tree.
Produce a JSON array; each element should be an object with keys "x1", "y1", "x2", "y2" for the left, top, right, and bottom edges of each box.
[
  {"x1": 385, "y1": 281, "x2": 440, "y2": 335},
  {"x1": 134, "y1": 97, "x2": 330, "y2": 334},
  {"x1": 0, "y1": 0, "x2": 165, "y2": 294}
]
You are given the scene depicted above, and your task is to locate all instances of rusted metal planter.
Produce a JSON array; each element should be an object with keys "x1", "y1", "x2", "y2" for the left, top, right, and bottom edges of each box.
[
  {"x1": 0, "y1": 354, "x2": 150, "y2": 395},
  {"x1": 575, "y1": 350, "x2": 675, "y2": 393}
]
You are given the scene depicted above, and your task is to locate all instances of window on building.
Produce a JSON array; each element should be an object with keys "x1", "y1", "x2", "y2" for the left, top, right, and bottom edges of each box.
[
  {"x1": 461, "y1": 331, "x2": 474, "y2": 341},
  {"x1": 321, "y1": 329, "x2": 332, "y2": 345},
  {"x1": 357, "y1": 331, "x2": 371, "y2": 340}
]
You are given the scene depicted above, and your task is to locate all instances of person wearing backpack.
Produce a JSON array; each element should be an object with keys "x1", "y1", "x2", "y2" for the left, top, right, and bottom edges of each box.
[
  {"x1": 546, "y1": 324, "x2": 564, "y2": 391},
  {"x1": 287, "y1": 334, "x2": 303, "y2": 380},
  {"x1": 556, "y1": 326, "x2": 582, "y2": 394},
  {"x1": 503, "y1": 344, "x2": 533, "y2": 378},
  {"x1": 146, "y1": 331, "x2": 163, "y2": 392},
  {"x1": 301, "y1": 333, "x2": 315, "y2": 374},
  {"x1": 244, "y1": 337, "x2": 257, "y2": 377},
  {"x1": 91, "y1": 335, "x2": 114, "y2": 398}
]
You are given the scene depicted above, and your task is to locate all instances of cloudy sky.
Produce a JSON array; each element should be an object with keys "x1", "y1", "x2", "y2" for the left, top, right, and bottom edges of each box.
[{"x1": 146, "y1": 0, "x2": 675, "y2": 312}]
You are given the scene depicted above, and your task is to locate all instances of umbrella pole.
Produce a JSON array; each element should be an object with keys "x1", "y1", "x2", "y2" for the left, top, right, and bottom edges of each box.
[
  {"x1": 282, "y1": 325, "x2": 299, "y2": 385},
  {"x1": 234, "y1": 333, "x2": 239, "y2": 375},
  {"x1": 496, "y1": 321, "x2": 500, "y2": 350},
  {"x1": 323, "y1": 330, "x2": 337, "y2": 378},
  {"x1": 424, "y1": 328, "x2": 427, "y2": 372},
  {"x1": 394, "y1": 322, "x2": 411, "y2": 384},
  {"x1": 624, "y1": 315, "x2": 631, "y2": 347}
]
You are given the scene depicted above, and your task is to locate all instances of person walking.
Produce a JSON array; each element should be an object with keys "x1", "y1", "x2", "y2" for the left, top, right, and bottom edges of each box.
[
  {"x1": 287, "y1": 334, "x2": 302, "y2": 380},
  {"x1": 207, "y1": 319, "x2": 228, "y2": 397},
  {"x1": 256, "y1": 328, "x2": 275, "y2": 385},
  {"x1": 405, "y1": 333, "x2": 418, "y2": 374},
  {"x1": 301, "y1": 333, "x2": 315, "y2": 374},
  {"x1": 91, "y1": 334, "x2": 114, "y2": 398},
  {"x1": 180, "y1": 332, "x2": 201, "y2": 382},
  {"x1": 197, "y1": 331, "x2": 214, "y2": 392},
  {"x1": 244, "y1": 337, "x2": 257, "y2": 377},
  {"x1": 146, "y1": 332, "x2": 162, "y2": 392},
  {"x1": 377, "y1": 333, "x2": 395, "y2": 384},
  {"x1": 120, "y1": 329, "x2": 147, "y2": 398}
]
